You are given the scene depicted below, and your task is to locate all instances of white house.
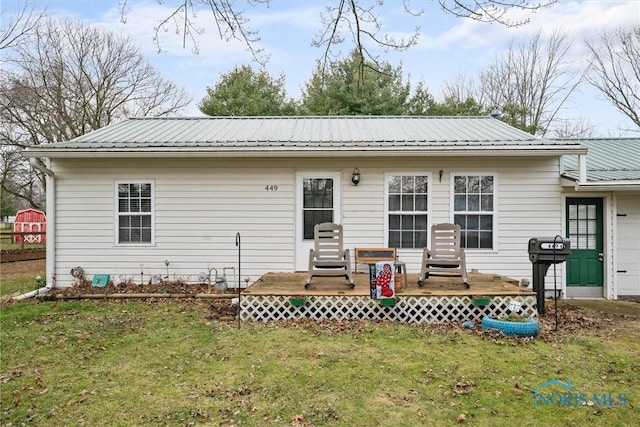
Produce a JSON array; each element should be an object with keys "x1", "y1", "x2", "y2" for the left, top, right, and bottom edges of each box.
[
  {"x1": 24, "y1": 116, "x2": 610, "y2": 297},
  {"x1": 559, "y1": 138, "x2": 640, "y2": 299}
]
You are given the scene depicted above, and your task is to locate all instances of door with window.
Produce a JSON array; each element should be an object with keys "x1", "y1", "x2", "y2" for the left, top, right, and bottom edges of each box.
[
  {"x1": 566, "y1": 198, "x2": 604, "y2": 296},
  {"x1": 295, "y1": 173, "x2": 341, "y2": 271}
]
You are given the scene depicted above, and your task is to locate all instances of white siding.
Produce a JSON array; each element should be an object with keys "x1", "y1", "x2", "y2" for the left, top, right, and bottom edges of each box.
[
  {"x1": 616, "y1": 195, "x2": 640, "y2": 296},
  {"x1": 51, "y1": 156, "x2": 564, "y2": 288}
]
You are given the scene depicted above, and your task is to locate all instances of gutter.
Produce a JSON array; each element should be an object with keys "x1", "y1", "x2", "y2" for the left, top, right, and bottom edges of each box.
[
  {"x1": 15, "y1": 158, "x2": 56, "y2": 300},
  {"x1": 30, "y1": 157, "x2": 54, "y2": 176},
  {"x1": 561, "y1": 176, "x2": 640, "y2": 192},
  {"x1": 571, "y1": 182, "x2": 640, "y2": 192},
  {"x1": 22, "y1": 145, "x2": 588, "y2": 158}
]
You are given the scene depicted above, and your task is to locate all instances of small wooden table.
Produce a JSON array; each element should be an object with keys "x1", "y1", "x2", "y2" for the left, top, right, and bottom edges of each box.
[
  {"x1": 354, "y1": 247, "x2": 408, "y2": 288},
  {"x1": 395, "y1": 260, "x2": 408, "y2": 289}
]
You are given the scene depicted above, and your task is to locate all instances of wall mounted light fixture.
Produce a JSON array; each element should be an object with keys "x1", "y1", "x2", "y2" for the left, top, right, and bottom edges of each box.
[
  {"x1": 439, "y1": 169, "x2": 443, "y2": 183},
  {"x1": 351, "y1": 167, "x2": 361, "y2": 186}
]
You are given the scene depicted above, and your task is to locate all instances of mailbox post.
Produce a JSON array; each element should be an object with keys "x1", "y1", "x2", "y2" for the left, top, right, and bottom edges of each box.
[{"x1": 527, "y1": 237, "x2": 571, "y2": 314}]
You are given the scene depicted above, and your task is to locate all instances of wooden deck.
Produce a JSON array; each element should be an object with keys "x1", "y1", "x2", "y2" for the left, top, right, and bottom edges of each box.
[
  {"x1": 243, "y1": 271, "x2": 534, "y2": 297},
  {"x1": 239, "y1": 271, "x2": 537, "y2": 323}
]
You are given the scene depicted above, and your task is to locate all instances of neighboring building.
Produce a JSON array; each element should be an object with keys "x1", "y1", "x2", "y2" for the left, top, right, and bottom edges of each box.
[
  {"x1": 559, "y1": 138, "x2": 640, "y2": 298},
  {"x1": 13, "y1": 208, "x2": 47, "y2": 244},
  {"x1": 23, "y1": 116, "x2": 595, "y2": 296}
]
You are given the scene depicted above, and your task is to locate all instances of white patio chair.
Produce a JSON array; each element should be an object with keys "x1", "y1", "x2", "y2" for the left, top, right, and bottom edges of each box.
[
  {"x1": 304, "y1": 222, "x2": 355, "y2": 289},
  {"x1": 417, "y1": 223, "x2": 470, "y2": 288}
]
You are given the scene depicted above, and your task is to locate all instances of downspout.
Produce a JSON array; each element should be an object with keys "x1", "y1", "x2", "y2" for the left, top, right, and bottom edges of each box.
[
  {"x1": 14, "y1": 158, "x2": 56, "y2": 300},
  {"x1": 578, "y1": 154, "x2": 587, "y2": 185}
]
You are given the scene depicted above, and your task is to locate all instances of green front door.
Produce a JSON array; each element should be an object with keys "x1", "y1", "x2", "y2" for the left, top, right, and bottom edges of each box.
[{"x1": 566, "y1": 198, "x2": 604, "y2": 290}]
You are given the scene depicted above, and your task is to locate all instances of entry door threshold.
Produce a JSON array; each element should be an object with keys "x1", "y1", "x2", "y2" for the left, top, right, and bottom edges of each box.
[{"x1": 566, "y1": 287, "x2": 604, "y2": 298}]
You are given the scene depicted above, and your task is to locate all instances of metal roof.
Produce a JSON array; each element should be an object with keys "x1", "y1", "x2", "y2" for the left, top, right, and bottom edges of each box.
[
  {"x1": 560, "y1": 138, "x2": 640, "y2": 182},
  {"x1": 23, "y1": 116, "x2": 586, "y2": 158}
]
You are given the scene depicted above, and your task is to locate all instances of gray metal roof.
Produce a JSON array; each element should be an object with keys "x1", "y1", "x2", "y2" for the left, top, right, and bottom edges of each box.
[
  {"x1": 560, "y1": 138, "x2": 640, "y2": 182},
  {"x1": 23, "y1": 116, "x2": 586, "y2": 158}
]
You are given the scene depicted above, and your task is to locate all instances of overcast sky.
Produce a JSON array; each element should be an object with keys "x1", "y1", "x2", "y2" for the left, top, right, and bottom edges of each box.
[{"x1": 3, "y1": 0, "x2": 639, "y2": 136}]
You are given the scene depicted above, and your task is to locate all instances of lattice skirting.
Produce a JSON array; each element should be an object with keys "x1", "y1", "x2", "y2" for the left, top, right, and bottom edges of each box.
[{"x1": 239, "y1": 295, "x2": 537, "y2": 323}]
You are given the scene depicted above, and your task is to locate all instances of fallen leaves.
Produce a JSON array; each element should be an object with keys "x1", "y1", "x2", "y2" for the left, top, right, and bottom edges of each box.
[{"x1": 453, "y1": 379, "x2": 475, "y2": 395}]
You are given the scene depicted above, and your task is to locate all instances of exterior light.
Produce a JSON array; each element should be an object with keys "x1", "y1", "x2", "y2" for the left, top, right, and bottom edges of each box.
[{"x1": 351, "y1": 167, "x2": 361, "y2": 186}]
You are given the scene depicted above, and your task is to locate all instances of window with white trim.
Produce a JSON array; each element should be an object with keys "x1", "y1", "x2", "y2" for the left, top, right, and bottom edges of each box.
[
  {"x1": 387, "y1": 175, "x2": 429, "y2": 248},
  {"x1": 116, "y1": 182, "x2": 154, "y2": 245},
  {"x1": 453, "y1": 174, "x2": 494, "y2": 249}
]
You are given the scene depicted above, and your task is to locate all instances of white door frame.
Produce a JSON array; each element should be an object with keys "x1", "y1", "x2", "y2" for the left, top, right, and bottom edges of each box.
[{"x1": 295, "y1": 171, "x2": 342, "y2": 271}]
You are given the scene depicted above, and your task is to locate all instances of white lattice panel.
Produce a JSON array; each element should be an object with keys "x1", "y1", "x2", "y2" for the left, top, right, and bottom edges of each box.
[{"x1": 239, "y1": 295, "x2": 537, "y2": 323}]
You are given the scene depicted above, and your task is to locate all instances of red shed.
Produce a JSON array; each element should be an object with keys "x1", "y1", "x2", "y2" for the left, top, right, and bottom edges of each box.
[{"x1": 13, "y1": 209, "x2": 47, "y2": 243}]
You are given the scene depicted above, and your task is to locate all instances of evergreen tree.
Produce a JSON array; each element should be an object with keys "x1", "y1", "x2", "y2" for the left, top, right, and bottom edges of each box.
[
  {"x1": 199, "y1": 65, "x2": 297, "y2": 116},
  {"x1": 300, "y1": 51, "x2": 409, "y2": 115}
]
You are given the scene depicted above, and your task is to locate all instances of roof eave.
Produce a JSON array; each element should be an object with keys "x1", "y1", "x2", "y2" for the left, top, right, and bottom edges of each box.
[
  {"x1": 562, "y1": 177, "x2": 640, "y2": 192},
  {"x1": 22, "y1": 145, "x2": 587, "y2": 158}
]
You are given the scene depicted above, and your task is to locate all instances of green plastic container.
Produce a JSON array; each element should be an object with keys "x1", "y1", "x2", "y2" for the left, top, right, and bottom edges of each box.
[
  {"x1": 289, "y1": 297, "x2": 307, "y2": 307},
  {"x1": 472, "y1": 297, "x2": 491, "y2": 306}
]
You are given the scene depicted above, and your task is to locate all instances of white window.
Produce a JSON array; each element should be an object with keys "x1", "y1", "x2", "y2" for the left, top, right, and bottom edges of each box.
[
  {"x1": 568, "y1": 203, "x2": 597, "y2": 249},
  {"x1": 453, "y1": 174, "x2": 494, "y2": 249},
  {"x1": 116, "y1": 181, "x2": 154, "y2": 245},
  {"x1": 302, "y1": 178, "x2": 335, "y2": 240},
  {"x1": 386, "y1": 174, "x2": 429, "y2": 248}
]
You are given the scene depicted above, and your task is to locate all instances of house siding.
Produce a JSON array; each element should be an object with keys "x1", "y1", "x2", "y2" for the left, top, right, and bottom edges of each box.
[
  {"x1": 616, "y1": 195, "x2": 640, "y2": 296},
  {"x1": 50, "y1": 156, "x2": 564, "y2": 288}
]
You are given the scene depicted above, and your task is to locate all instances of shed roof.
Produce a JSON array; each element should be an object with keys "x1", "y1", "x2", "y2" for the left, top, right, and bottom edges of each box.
[
  {"x1": 23, "y1": 116, "x2": 586, "y2": 158},
  {"x1": 562, "y1": 138, "x2": 640, "y2": 192},
  {"x1": 560, "y1": 138, "x2": 640, "y2": 183}
]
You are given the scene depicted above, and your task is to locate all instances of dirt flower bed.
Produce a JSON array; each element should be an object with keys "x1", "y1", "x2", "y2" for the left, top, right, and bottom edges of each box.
[
  {"x1": 52, "y1": 280, "x2": 238, "y2": 320},
  {"x1": 1, "y1": 247, "x2": 46, "y2": 262},
  {"x1": 58, "y1": 279, "x2": 235, "y2": 296}
]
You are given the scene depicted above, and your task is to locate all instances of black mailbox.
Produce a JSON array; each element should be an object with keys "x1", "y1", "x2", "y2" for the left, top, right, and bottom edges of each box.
[
  {"x1": 528, "y1": 237, "x2": 571, "y2": 263},
  {"x1": 527, "y1": 236, "x2": 571, "y2": 315}
]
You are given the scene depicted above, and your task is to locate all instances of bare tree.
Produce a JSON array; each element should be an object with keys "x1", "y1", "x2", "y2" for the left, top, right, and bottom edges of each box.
[
  {"x1": 441, "y1": 73, "x2": 487, "y2": 107},
  {"x1": 585, "y1": 26, "x2": 640, "y2": 129},
  {"x1": 1, "y1": 18, "x2": 191, "y2": 144},
  {"x1": 312, "y1": 1, "x2": 421, "y2": 86},
  {"x1": 0, "y1": 0, "x2": 45, "y2": 50},
  {"x1": 551, "y1": 117, "x2": 596, "y2": 138},
  {"x1": 0, "y1": 18, "x2": 191, "y2": 209},
  {"x1": 478, "y1": 30, "x2": 584, "y2": 136},
  {"x1": 0, "y1": 146, "x2": 44, "y2": 212},
  {"x1": 437, "y1": 0, "x2": 560, "y2": 27},
  {"x1": 120, "y1": 0, "x2": 556, "y2": 81}
]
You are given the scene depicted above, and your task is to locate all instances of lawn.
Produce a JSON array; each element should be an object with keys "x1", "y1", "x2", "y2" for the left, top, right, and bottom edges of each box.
[{"x1": 1, "y1": 264, "x2": 639, "y2": 426}]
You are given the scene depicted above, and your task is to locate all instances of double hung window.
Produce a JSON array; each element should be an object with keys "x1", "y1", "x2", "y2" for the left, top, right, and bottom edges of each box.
[
  {"x1": 453, "y1": 175, "x2": 494, "y2": 249},
  {"x1": 387, "y1": 175, "x2": 429, "y2": 249},
  {"x1": 116, "y1": 182, "x2": 154, "y2": 245}
]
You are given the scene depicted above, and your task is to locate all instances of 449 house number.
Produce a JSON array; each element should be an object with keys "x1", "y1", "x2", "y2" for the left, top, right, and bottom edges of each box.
[{"x1": 265, "y1": 185, "x2": 278, "y2": 191}]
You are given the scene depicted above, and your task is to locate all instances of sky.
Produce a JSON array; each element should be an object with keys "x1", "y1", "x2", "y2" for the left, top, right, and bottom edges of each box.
[{"x1": 2, "y1": 0, "x2": 639, "y2": 136}]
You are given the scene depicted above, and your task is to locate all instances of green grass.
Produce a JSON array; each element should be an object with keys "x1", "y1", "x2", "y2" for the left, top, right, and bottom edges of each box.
[
  {"x1": 1, "y1": 275, "x2": 639, "y2": 426},
  {"x1": 0, "y1": 270, "x2": 46, "y2": 299}
]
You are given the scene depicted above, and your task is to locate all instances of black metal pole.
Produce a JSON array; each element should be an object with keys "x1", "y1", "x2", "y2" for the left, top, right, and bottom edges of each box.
[
  {"x1": 553, "y1": 235, "x2": 562, "y2": 331},
  {"x1": 236, "y1": 232, "x2": 241, "y2": 329},
  {"x1": 534, "y1": 262, "x2": 550, "y2": 315}
]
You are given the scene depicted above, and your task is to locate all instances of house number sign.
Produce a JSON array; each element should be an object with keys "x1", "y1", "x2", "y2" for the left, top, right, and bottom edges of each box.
[{"x1": 264, "y1": 185, "x2": 279, "y2": 191}]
